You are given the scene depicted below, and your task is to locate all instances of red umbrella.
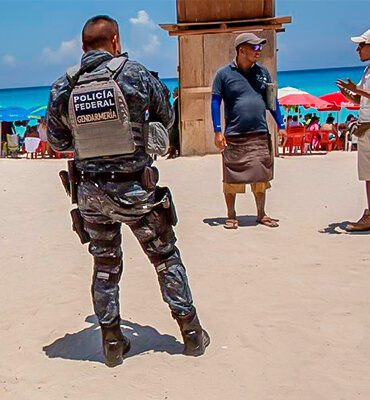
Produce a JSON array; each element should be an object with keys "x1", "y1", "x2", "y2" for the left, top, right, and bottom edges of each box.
[
  {"x1": 279, "y1": 93, "x2": 333, "y2": 109},
  {"x1": 318, "y1": 92, "x2": 360, "y2": 111}
]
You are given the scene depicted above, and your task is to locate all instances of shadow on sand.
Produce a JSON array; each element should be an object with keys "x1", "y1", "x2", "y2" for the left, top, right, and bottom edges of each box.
[
  {"x1": 203, "y1": 215, "x2": 258, "y2": 227},
  {"x1": 319, "y1": 221, "x2": 370, "y2": 235},
  {"x1": 43, "y1": 315, "x2": 183, "y2": 364}
]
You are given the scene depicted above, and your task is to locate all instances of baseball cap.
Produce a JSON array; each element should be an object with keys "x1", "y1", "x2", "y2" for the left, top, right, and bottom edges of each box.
[
  {"x1": 235, "y1": 33, "x2": 267, "y2": 49},
  {"x1": 351, "y1": 29, "x2": 370, "y2": 44}
]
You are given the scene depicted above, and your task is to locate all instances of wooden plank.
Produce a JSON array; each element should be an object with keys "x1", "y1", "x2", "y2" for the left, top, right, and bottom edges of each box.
[
  {"x1": 182, "y1": 87, "x2": 212, "y2": 94},
  {"x1": 175, "y1": 15, "x2": 291, "y2": 27},
  {"x1": 179, "y1": 36, "x2": 204, "y2": 87},
  {"x1": 218, "y1": 0, "x2": 231, "y2": 21},
  {"x1": 264, "y1": 0, "x2": 275, "y2": 17},
  {"x1": 196, "y1": 0, "x2": 215, "y2": 23},
  {"x1": 180, "y1": 93, "x2": 207, "y2": 155},
  {"x1": 177, "y1": 0, "x2": 272, "y2": 23},
  {"x1": 230, "y1": 0, "x2": 264, "y2": 21},
  {"x1": 177, "y1": 0, "x2": 186, "y2": 23},
  {"x1": 160, "y1": 17, "x2": 291, "y2": 32},
  {"x1": 169, "y1": 24, "x2": 283, "y2": 37},
  {"x1": 203, "y1": 32, "x2": 236, "y2": 87}
]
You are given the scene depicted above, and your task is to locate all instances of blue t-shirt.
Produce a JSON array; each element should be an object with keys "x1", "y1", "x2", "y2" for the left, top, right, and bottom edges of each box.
[{"x1": 212, "y1": 61, "x2": 271, "y2": 136}]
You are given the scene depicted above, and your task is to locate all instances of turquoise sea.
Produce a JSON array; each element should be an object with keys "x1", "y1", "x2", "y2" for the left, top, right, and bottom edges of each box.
[{"x1": 0, "y1": 66, "x2": 365, "y2": 121}]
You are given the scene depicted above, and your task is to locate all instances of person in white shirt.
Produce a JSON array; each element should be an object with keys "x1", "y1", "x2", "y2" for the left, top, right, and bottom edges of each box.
[
  {"x1": 37, "y1": 118, "x2": 51, "y2": 157},
  {"x1": 337, "y1": 28, "x2": 370, "y2": 231}
]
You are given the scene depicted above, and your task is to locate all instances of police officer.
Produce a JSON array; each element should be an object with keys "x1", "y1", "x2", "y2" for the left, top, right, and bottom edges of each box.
[{"x1": 47, "y1": 15, "x2": 209, "y2": 367}]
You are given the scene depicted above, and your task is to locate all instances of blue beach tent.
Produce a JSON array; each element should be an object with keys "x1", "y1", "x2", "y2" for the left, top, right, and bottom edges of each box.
[
  {"x1": 0, "y1": 105, "x2": 47, "y2": 122},
  {"x1": 0, "y1": 106, "x2": 31, "y2": 122}
]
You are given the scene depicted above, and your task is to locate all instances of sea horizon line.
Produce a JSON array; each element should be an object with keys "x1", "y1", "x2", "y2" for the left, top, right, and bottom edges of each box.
[{"x1": 0, "y1": 64, "x2": 365, "y2": 92}]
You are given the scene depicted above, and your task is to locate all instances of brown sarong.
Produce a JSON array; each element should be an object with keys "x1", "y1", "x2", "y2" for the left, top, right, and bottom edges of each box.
[{"x1": 222, "y1": 133, "x2": 273, "y2": 184}]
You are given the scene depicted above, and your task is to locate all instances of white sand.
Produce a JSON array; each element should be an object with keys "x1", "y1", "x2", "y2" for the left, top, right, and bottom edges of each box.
[{"x1": 0, "y1": 151, "x2": 369, "y2": 400}]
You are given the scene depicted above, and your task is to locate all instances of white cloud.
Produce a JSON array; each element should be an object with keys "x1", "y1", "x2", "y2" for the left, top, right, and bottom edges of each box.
[
  {"x1": 1, "y1": 55, "x2": 16, "y2": 66},
  {"x1": 42, "y1": 37, "x2": 81, "y2": 64},
  {"x1": 129, "y1": 11, "x2": 156, "y2": 29},
  {"x1": 143, "y1": 35, "x2": 161, "y2": 54}
]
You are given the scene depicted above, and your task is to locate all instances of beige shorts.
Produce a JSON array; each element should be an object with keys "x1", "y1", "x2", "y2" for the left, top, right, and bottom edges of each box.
[
  {"x1": 223, "y1": 182, "x2": 271, "y2": 194},
  {"x1": 358, "y1": 130, "x2": 370, "y2": 181}
]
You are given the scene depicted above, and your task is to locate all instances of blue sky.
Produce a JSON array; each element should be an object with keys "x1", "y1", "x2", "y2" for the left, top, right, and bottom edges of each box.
[{"x1": 0, "y1": 0, "x2": 368, "y2": 88}]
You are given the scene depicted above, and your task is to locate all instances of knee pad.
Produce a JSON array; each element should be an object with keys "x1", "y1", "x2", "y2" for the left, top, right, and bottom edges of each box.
[
  {"x1": 154, "y1": 250, "x2": 183, "y2": 274},
  {"x1": 94, "y1": 257, "x2": 123, "y2": 283}
]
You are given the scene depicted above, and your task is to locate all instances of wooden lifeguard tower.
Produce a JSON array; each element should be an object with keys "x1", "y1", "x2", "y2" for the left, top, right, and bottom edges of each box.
[{"x1": 160, "y1": 0, "x2": 291, "y2": 156}]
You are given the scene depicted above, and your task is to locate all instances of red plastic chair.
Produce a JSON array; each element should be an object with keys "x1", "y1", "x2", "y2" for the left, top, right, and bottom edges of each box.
[
  {"x1": 304, "y1": 131, "x2": 313, "y2": 153},
  {"x1": 319, "y1": 131, "x2": 335, "y2": 152},
  {"x1": 283, "y1": 126, "x2": 306, "y2": 155}
]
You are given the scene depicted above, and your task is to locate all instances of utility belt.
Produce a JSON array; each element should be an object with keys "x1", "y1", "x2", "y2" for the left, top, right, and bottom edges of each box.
[
  {"x1": 79, "y1": 170, "x2": 143, "y2": 183},
  {"x1": 59, "y1": 160, "x2": 161, "y2": 246},
  {"x1": 59, "y1": 160, "x2": 158, "y2": 204}
]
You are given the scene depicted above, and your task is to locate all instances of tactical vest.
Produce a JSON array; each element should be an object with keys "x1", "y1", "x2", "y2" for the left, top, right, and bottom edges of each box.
[{"x1": 67, "y1": 56, "x2": 136, "y2": 160}]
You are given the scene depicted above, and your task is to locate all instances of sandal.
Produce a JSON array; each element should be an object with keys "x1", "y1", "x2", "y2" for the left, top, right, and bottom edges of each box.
[
  {"x1": 224, "y1": 219, "x2": 239, "y2": 229},
  {"x1": 256, "y1": 216, "x2": 279, "y2": 228}
]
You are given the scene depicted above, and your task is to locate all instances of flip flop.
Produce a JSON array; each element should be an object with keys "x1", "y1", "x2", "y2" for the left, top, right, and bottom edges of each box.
[
  {"x1": 224, "y1": 219, "x2": 239, "y2": 229},
  {"x1": 257, "y1": 216, "x2": 279, "y2": 228}
]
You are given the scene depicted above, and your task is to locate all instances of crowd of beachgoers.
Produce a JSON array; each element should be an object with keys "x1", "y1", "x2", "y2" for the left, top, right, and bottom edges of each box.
[
  {"x1": 280, "y1": 112, "x2": 359, "y2": 153},
  {"x1": 0, "y1": 119, "x2": 72, "y2": 158}
]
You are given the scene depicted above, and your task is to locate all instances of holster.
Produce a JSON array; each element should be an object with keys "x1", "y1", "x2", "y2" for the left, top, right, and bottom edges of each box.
[
  {"x1": 59, "y1": 161, "x2": 79, "y2": 204},
  {"x1": 161, "y1": 187, "x2": 178, "y2": 226},
  {"x1": 70, "y1": 208, "x2": 90, "y2": 244},
  {"x1": 59, "y1": 170, "x2": 71, "y2": 197},
  {"x1": 141, "y1": 166, "x2": 159, "y2": 191},
  {"x1": 68, "y1": 160, "x2": 79, "y2": 204}
]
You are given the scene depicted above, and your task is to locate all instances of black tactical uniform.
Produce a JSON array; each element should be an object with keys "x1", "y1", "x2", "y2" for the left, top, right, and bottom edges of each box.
[{"x1": 47, "y1": 50, "x2": 209, "y2": 366}]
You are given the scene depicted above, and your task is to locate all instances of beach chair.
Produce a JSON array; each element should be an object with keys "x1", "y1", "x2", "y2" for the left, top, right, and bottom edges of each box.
[
  {"x1": 6, "y1": 134, "x2": 20, "y2": 158},
  {"x1": 283, "y1": 126, "x2": 305, "y2": 155},
  {"x1": 304, "y1": 131, "x2": 313, "y2": 154},
  {"x1": 24, "y1": 137, "x2": 41, "y2": 159},
  {"x1": 319, "y1": 131, "x2": 335, "y2": 152},
  {"x1": 346, "y1": 132, "x2": 358, "y2": 152},
  {"x1": 334, "y1": 133, "x2": 343, "y2": 151}
]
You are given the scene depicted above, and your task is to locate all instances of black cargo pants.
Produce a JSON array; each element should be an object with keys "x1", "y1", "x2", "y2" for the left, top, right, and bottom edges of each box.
[{"x1": 77, "y1": 178, "x2": 194, "y2": 325}]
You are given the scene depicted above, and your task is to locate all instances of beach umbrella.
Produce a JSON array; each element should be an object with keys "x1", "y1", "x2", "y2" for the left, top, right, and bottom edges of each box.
[
  {"x1": 278, "y1": 86, "x2": 308, "y2": 99},
  {"x1": 28, "y1": 105, "x2": 47, "y2": 119},
  {"x1": 279, "y1": 93, "x2": 333, "y2": 109},
  {"x1": 317, "y1": 92, "x2": 360, "y2": 111},
  {"x1": 0, "y1": 106, "x2": 30, "y2": 121}
]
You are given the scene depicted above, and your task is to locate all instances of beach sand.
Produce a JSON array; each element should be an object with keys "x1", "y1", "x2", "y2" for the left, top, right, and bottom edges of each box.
[{"x1": 0, "y1": 151, "x2": 369, "y2": 400}]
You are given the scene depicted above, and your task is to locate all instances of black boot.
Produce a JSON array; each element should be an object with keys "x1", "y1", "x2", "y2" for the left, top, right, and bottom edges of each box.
[
  {"x1": 100, "y1": 317, "x2": 131, "y2": 367},
  {"x1": 173, "y1": 309, "x2": 210, "y2": 356}
]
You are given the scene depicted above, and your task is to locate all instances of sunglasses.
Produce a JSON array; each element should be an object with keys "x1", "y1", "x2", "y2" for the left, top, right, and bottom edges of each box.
[{"x1": 251, "y1": 44, "x2": 263, "y2": 51}]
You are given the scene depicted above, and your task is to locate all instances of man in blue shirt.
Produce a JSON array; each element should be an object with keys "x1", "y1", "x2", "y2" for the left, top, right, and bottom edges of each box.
[{"x1": 212, "y1": 33, "x2": 285, "y2": 229}]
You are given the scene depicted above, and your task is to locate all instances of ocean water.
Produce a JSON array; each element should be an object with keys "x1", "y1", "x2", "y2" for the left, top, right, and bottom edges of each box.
[{"x1": 0, "y1": 66, "x2": 365, "y2": 120}]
